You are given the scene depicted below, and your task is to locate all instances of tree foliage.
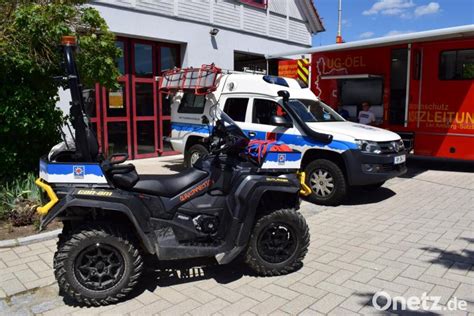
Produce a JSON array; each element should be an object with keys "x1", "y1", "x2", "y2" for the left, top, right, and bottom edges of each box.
[{"x1": 0, "y1": 0, "x2": 120, "y2": 182}]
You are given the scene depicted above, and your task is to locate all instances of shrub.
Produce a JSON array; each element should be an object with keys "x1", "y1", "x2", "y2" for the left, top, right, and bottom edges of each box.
[
  {"x1": 0, "y1": 1, "x2": 121, "y2": 183},
  {"x1": 0, "y1": 173, "x2": 40, "y2": 226}
]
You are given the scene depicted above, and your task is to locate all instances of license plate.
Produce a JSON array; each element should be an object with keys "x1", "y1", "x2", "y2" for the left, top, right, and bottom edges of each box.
[{"x1": 394, "y1": 155, "x2": 406, "y2": 164}]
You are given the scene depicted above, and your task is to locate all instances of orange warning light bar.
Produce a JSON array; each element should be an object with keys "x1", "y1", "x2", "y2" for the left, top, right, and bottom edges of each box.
[{"x1": 61, "y1": 36, "x2": 77, "y2": 46}]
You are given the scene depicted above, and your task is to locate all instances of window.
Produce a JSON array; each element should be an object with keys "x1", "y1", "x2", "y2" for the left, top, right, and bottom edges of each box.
[
  {"x1": 160, "y1": 46, "x2": 179, "y2": 73},
  {"x1": 115, "y1": 41, "x2": 125, "y2": 75},
  {"x1": 134, "y1": 43, "x2": 153, "y2": 77},
  {"x1": 340, "y1": 78, "x2": 383, "y2": 106},
  {"x1": 253, "y1": 99, "x2": 289, "y2": 125},
  {"x1": 439, "y1": 49, "x2": 474, "y2": 80},
  {"x1": 297, "y1": 100, "x2": 344, "y2": 122},
  {"x1": 178, "y1": 93, "x2": 206, "y2": 114},
  {"x1": 223, "y1": 98, "x2": 249, "y2": 122},
  {"x1": 240, "y1": 0, "x2": 267, "y2": 9}
]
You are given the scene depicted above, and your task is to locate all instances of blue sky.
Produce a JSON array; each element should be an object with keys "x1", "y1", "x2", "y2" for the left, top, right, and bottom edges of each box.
[{"x1": 312, "y1": 0, "x2": 474, "y2": 46}]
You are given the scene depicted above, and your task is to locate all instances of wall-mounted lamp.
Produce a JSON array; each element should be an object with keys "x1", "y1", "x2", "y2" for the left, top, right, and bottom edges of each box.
[{"x1": 210, "y1": 28, "x2": 219, "y2": 36}]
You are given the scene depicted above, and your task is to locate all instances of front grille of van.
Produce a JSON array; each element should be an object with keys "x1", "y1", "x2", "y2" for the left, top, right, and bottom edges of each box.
[{"x1": 378, "y1": 141, "x2": 404, "y2": 154}]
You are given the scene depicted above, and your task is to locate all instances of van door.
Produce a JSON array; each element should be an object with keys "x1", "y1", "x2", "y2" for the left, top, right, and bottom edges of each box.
[
  {"x1": 244, "y1": 98, "x2": 299, "y2": 143},
  {"x1": 219, "y1": 95, "x2": 253, "y2": 133}
]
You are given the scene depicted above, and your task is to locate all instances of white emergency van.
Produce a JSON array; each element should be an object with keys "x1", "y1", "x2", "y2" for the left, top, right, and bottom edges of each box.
[{"x1": 168, "y1": 73, "x2": 407, "y2": 205}]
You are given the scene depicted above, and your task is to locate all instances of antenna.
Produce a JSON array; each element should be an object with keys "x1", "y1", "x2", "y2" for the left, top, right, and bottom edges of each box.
[{"x1": 336, "y1": 0, "x2": 343, "y2": 44}]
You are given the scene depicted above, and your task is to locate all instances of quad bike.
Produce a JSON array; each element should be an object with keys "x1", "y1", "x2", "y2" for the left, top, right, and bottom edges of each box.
[{"x1": 35, "y1": 36, "x2": 311, "y2": 306}]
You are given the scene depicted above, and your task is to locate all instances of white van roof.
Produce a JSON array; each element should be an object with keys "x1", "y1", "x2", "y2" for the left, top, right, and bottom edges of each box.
[{"x1": 217, "y1": 74, "x2": 317, "y2": 101}]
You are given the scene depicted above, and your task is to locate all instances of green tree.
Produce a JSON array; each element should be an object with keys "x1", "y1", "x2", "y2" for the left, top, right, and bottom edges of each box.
[{"x1": 0, "y1": 0, "x2": 120, "y2": 182}]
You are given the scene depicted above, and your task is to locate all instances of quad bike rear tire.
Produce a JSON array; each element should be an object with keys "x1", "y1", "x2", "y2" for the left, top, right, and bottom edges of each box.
[
  {"x1": 245, "y1": 209, "x2": 310, "y2": 276},
  {"x1": 54, "y1": 224, "x2": 143, "y2": 306}
]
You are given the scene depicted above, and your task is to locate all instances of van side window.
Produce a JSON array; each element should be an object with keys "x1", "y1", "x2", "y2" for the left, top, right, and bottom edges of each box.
[
  {"x1": 253, "y1": 99, "x2": 288, "y2": 125},
  {"x1": 223, "y1": 98, "x2": 249, "y2": 122},
  {"x1": 178, "y1": 92, "x2": 206, "y2": 113},
  {"x1": 439, "y1": 49, "x2": 474, "y2": 80}
]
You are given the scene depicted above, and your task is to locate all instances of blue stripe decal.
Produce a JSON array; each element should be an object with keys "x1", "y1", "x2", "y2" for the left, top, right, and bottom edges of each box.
[
  {"x1": 171, "y1": 123, "x2": 358, "y2": 151},
  {"x1": 171, "y1": 122, "x2": 210, "y2": 134},
  {"x1": 265, "y1": 152, "x2": 301, "y2": 162},
  {"x1": 43, "y1": 163, "x2": 105, "y2": 176},
  {"x1": 242, "y1": 130, "x2": 357, "y2": 151}
]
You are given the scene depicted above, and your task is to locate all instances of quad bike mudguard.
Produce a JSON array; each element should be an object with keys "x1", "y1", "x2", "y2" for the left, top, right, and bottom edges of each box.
[{"x1": 40, "y1": 186, "x2": 156, "y2": 253}]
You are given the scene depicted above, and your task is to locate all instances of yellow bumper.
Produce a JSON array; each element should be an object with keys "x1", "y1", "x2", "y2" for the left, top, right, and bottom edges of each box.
[
  {"x1": 297, "y1": 172, "x2": 312, "y2": 196},
  {"x1": 35, "y1": 178, "x2": 59, "y2": 215}
]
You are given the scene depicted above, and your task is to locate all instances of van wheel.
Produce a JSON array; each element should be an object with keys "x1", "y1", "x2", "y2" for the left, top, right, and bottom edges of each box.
[
  {"x1": 185, "y1": 144, "x2": 209, "y2": 168},
  {"x1": 304, "y1": 159, "x2": 347, "y2": 206},
  {"x1": 54, "y1": 224, "x2": 143, "y2": 306}
]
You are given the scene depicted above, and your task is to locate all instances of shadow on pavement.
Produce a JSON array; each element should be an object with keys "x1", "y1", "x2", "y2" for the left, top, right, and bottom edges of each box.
[
  {"x1": 401, "y1": 156, "x2": 474, "y2": 179},
  {"x1": 61, "y1": 257, "x2": 261, "y2": 307},
  {"x1": 342, "y1": 187, "x2": 396, "y2": 206},
  {"x1": 161, "y1": 160, "x2": 186, "y2": 173},
  {"x1": 420, "y1": 237, "x2": 474, "y2": 271}
]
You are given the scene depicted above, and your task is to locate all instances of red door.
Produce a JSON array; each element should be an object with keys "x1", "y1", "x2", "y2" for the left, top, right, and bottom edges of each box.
[
  {"x1": 97, "y1": 38, "x2": 181, "y2": 159},
  {"x1": 131, "y1": 39, "x2": 159, "y2": 159},
  {"x1": 102, "y1": 38, "x2": 132, "y2": 158}
]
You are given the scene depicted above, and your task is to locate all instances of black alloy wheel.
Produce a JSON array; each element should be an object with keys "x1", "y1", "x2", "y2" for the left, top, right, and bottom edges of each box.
[
  {"x1": 74, "y1": 244, "x2": 125, "y2": 291},
  {"x1": 256, "y1": 222, "x2": 297, "y2": 264}
]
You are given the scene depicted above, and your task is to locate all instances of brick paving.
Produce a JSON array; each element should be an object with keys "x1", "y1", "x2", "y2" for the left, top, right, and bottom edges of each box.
[{"x1": 0, "y1": 157, "x2": 473, "y2": 315}]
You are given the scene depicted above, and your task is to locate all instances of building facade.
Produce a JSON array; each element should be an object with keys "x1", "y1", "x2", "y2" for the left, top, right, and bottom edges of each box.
[{"x1": 62, "y1": 0, "x2": 324, "y2": 159}]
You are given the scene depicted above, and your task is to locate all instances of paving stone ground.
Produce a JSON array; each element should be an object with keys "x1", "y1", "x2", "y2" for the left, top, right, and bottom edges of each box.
[{"x1": 1, "y1": 156, "x2": 473, "y2": 315}]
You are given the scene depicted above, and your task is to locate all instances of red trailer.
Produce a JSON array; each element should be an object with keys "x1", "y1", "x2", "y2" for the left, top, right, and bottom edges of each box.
[{"x1": 270, "y1": 25, "x2": 474, "y2": 160}]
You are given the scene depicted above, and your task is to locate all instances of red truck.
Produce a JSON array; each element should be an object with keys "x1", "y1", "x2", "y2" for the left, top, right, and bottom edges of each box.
[{"x1": 272, "y1": 25, "x2": 474, "y2": 160}]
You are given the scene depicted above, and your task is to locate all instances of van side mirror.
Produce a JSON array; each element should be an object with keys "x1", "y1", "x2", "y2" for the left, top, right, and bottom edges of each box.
[
  {"x1": 201, "y1": 115, "x2": 209, "y2": 125},
  {"x1": 270, "y1": 115, "x2": 293, "y2": 128}
]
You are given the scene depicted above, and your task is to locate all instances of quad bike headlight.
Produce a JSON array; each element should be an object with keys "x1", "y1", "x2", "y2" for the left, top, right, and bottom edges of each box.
[{"x1": 355, "y1": 139, "x2": 382, "y2": 154}]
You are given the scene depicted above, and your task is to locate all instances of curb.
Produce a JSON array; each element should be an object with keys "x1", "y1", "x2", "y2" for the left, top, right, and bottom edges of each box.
[{"x1": 0, "y1": 229, "x2": 61, "y2": 248}]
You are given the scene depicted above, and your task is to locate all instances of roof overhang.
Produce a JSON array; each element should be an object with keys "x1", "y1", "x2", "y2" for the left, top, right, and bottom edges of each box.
[
  {"x1": 321, "y1": 74, "x2": 382, "y2": 80},
  {"x1": 297, "y1": 0, "x2": 325, "y2": 34},
  {"x1": 266, "y1": 24, "x2": 474, "y2": 59}
]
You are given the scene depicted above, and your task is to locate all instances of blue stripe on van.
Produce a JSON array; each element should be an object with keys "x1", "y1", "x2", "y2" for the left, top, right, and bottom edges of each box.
[
  {"x1": 171, "y1": 122, "x2": 210, "y2": 134},
  {"x1": 171, "y1": 123, "x2": 358, "y2": 151}
]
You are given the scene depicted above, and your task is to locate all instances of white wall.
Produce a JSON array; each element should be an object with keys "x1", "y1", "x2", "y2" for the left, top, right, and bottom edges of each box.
[
  {"x1": 94, "y1": 0, "x2": 313, "y2": 45},
  {"x1": 92, "y1": 4, "x2": 311, "y2": 70}
]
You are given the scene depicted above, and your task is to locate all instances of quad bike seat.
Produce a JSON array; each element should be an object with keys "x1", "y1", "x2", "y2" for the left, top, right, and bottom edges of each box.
[{"x1": 131, "y1": 168, "x2": 209, "y2": 198}]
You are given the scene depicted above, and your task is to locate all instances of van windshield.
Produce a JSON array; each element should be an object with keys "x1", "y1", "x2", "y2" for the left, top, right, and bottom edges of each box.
[{"x1": 295, "y1": 99, "x2": 345, "y2": 122}]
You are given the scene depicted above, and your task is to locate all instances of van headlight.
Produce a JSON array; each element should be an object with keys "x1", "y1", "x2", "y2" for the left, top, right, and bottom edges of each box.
[{"x1": 355, "y1": 140, "x2": 382, "y2": 154}]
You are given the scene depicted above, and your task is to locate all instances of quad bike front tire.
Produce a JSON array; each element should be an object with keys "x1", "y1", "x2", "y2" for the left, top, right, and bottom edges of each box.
[
  {"x1": 54, "y1": 224, "x2": 143, "y2": 306},
  {"x1": 245, "y1": 209, "x2": 310, "y2": 276}
]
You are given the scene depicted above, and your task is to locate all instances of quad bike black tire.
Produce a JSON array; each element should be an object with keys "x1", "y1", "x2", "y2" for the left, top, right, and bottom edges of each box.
[
  {"x1": 304, "y1": 159, "x2": 347, "y2": 206},
  {"x1": 245, "y1": 209, "x2": 310, "y2": 276},
  {"x1": 184, "y1": 144, "x2": 209, "y2": 168},
  {"x1": 54, "y1": 224, "x2": 143, "y2": 306}
]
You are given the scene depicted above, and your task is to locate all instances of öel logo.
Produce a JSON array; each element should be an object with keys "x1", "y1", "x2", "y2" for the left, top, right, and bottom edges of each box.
[
  {"x1": 278, "y1": 154, "x2": 286, "y2": 165},
  {"x1": 73, "y1": 166, "x2": 85, "y2": 179}
]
